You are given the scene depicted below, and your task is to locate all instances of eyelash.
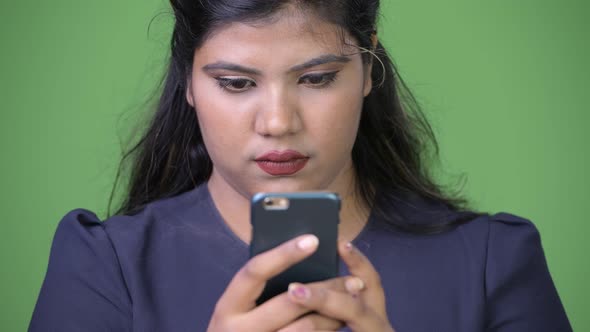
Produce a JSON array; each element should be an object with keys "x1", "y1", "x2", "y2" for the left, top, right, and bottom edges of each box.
[
  {"x1": 215, "y1": 71, "x2": 340, "y2": 93},
  {"x1": 300, "y1": 72, "x2": 339, "y2": 88},
  {"x1": 216, "y1": 78, "x2": 254, "y2": 92}
]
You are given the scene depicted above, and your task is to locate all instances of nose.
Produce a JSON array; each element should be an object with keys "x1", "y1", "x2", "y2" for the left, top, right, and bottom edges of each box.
[{"x1": 254, "y1": 85, "x2": 302, "y2": 137}]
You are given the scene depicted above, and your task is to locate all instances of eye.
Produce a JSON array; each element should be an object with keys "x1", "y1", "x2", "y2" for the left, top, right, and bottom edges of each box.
[
  {"x1": 298, "y1": 71, "x2": 339, "y2": 88},
  {"x1": 216, "y1": 77, "x2": 256, "y2": 93}
]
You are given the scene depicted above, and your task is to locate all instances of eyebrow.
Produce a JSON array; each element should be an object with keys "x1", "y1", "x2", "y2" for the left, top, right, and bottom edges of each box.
[
  {"x1": 290, "y1": 54, "x2": 351, "y2": 72},
  {"x1": 201, "y1": 54, "x2": 351, "y2": 76}
]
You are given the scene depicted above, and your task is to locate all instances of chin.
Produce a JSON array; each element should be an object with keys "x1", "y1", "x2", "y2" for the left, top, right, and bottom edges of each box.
[{"x1": 251, "y1": 178, "x2": 324, "y2": 194}]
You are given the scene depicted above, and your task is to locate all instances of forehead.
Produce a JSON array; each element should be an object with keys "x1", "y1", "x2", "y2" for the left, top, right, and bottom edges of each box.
[{"x1": 194, "y1": 10, "x2": 358, "y2": 67}]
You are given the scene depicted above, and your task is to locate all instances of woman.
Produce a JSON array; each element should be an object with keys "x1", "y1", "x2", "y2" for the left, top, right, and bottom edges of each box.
[{"x1": 29, "y1": 0, "x2": 572, "y2": 331}]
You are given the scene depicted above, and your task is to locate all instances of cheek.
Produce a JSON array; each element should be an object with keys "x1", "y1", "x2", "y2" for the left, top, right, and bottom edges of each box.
[
  {"x1": 302, "y1": 84, "x2": 364, "y2": 148},
  {"x1": 192, "y1": 83, "x2": 254, "y2": 161}
]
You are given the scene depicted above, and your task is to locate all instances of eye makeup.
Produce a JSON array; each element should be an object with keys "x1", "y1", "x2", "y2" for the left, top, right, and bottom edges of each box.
[
  {"x1": 298, "y1": 71, "x2": 339, "y2": 88},
  {"x1": 214, "y1": 70, "x2": 340, "y2": 93},
  {"x1": 215, "y1": 77, "x2": 256, "y2": 93}
]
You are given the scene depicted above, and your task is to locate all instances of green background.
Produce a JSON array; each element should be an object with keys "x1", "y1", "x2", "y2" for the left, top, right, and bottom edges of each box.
[{"x1": 1, "y1": 0, "x2": 588, "y2": 330}]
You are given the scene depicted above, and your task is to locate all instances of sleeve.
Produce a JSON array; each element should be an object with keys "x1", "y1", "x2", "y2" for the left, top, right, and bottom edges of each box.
[
  {"x1": 485, "y1": 213, "x2": 572, "y2": 332},
  {"x1": 29, "y1": 209, "x2": 132, "y2": 332}
]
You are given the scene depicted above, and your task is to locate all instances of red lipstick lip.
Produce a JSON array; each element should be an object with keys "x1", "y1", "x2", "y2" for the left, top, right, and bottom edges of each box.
[
  {"x1": 255, "y1": 150, "x2": 308, "y2": 162},
  {"x1": 255, "y1": 150, "x2": 309, "y2": 176}
]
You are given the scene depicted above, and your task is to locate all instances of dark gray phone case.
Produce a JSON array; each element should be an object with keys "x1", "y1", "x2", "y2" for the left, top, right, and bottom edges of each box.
[{"x1": 250, "y1": 192, "x2": 341, "y2": 305}]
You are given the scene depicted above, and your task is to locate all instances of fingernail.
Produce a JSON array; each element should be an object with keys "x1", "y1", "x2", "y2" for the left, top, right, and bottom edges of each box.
[
  {"x1": 345, "y1": 277, "x2": 365, "y2": 293},
  {"x1": 297, "y1": 235, "x2": 319, "y2": 251},
  {"x1": 345, "y1": 242, "x2": 354, "y2": 252},
  {"x1": 288, "y1": 283, "x2": 310, "y2": 300}
]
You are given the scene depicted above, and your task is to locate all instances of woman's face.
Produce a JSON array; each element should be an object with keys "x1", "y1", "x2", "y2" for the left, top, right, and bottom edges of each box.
[{"x1": 187, "y1": 11, "x2": 372, "y2": 198}]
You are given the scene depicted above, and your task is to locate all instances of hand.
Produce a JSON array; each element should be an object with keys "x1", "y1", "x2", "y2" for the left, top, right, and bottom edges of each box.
[
  {"x1": 285, "y1": 241, "x2": 396, "y2": 332},
  {"x1": 206, "y1": 234, "x2": 348, "y2": 331}
]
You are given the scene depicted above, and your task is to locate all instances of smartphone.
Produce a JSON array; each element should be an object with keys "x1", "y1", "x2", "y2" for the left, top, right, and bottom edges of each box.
[{"x1": 250, "y1": 192, "x2": 341, "y2": 305}]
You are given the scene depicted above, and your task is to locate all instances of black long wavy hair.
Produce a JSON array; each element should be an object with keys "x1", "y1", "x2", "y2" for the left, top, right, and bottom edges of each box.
[{"x1": 108, "y1": 0, "x2": 484, "y2": 233}]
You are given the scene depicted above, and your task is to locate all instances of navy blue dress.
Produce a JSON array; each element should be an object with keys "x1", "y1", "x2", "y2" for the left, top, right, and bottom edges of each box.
[{"x1": 29, "y1": 184, "x2": 572, "y2": 331}]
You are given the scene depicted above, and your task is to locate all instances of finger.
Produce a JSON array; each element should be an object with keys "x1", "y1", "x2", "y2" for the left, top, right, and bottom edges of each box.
[
  {"x1": 287, "y1": 283, "x2": 391, "y2": 331},
  {"x1": 338, "y1": 241, "x2": 386, "y2": 314},
  {"x1": 245, "y1": 276, "x2": 354, "y2": 329},
  {"x1": 277, "y1": 313, "x2": 343, "y2": 332},
  {"x1": 306, "y1": 276, "x2": 366, "y2": 297},
  {"x1": 216, "y1": 234, "x2": 319, "y2": 314},
  {"x1": 338, "y1": 241, "x2": 381, "y2": 287},
  {"x1": 304, "y1": 276, "x2": 355, "y2": 293},
  {"x1": 245, "y1": 291, "x2": 309, "y2": 330}
]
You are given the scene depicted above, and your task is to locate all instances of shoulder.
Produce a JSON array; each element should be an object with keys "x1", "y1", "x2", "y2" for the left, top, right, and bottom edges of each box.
[
  {"x1": 53, "y1": 184, "x2": 210, "y2": 239},
  {"x1": 439, "y1": 211, "x2": 543, "y2": 268},
  {"x1": 30, "y1": 208, "x2": 133, "y2": 330},
  {"x1": 481, "y1": 212, "x2": 543, "y2": 260},
  {"x1": 45, "y1": 208, "x2": 130, "y2": 290},
  {"x1": 374, "y1": 190, "x2": 540, "y2": 244},
  {"x1": 467, "y1": 213, "x2": 572, "y2": 329},
  {"x1": 370, "y1": 196, "x2": 571, "y2": 328},
  {"x1": 457, "y1": 211, "x2": 540, "y2": 248},
  {"x1": 53, "y1": 184, "x2": 217, "y2": 263},
  {"x1": 50, "y1": 208, "x2": 116, "y2": 261},
  {"x1": 451, "y1": 211, "x2": 550, "y2": 274},
  {"x1": 373, "y1": 193, "x2": 545, "y2": 269},
  {"x1": 460, "y1": 212, "x2": 571, "y2": 328},
  {"x1": 475, "y1": 212, "x2": 546, "y2": 283},
  {"x1": 101, "y1": 184, "x2": 211, "y2": 232}
]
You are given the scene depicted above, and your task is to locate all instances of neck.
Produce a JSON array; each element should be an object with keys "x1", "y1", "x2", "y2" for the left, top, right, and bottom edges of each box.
[{"x1": 207, "y1": 168, "x2": 370, "y2": 245}]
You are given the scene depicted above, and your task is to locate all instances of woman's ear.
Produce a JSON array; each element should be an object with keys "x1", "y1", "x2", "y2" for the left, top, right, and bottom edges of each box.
[
  {"x1": 363, "y1": 62, "x2": 373, "y2": 97},
  {"x1": 363, "y1": 32, "x2": 379, "y2": 97},
  {"x1": 370, "y1": 30, "x2": 378, "y2": 50},
  {"x1": 186, "y1": 78, "x2": 195, "y2": 107}
]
